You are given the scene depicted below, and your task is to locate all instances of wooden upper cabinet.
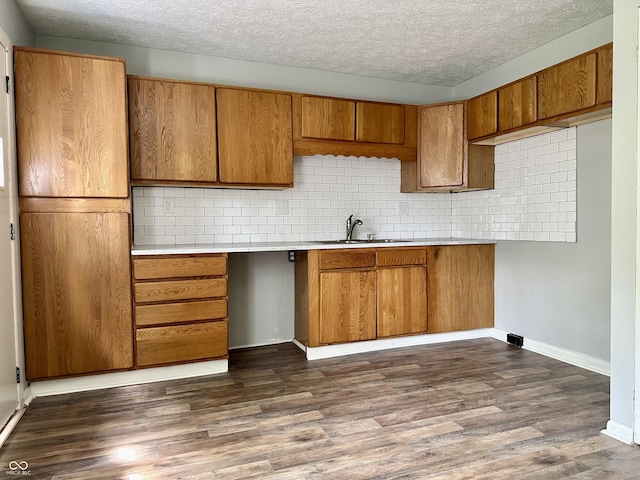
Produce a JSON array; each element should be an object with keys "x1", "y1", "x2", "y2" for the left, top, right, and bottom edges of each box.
[
  {"x1": 128, "y1": 77, "x2": 217, "y2": 183},
  {"x1": 21, "y1": 212, "x2": 133, "y2": 380},
  {"x1": 301, "y1": 96, "x2": 355, "y2": 141},
  {"x1": 498, "y1": 76, "x2": 537, "y2": 132},
  {"x1": 14, "y1": 48, "x2": 129, "y2": 198},
  {"x1": 466, "y1": 91, "x2": 497, "y2": 140},
  {"x1": 418, "y1": 103, "x2": 465, "y2": 188},
  {"x1": 217, "y1": 88, "x2": 293, "y2": 186},
  {"x1": 356, "y1": 102, "x2": 405, "y2": 144},
  {"x1": 597, "y1": 43, "x2": 613, "y2": 105},
  {"x1": 538, "y1": 52, "x2": 597, "y2": 120}
]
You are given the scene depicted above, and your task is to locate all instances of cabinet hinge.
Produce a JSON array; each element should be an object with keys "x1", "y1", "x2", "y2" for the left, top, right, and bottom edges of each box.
[
  {"x1": 5, "y1": 76, "x2": 9, "y2": 94},
  {"x1": 10, "y1": 223, "x2": 15, "y2": 241},
  {"x1": 16, "y1": 367, "x2": 20, "y2": 384}
]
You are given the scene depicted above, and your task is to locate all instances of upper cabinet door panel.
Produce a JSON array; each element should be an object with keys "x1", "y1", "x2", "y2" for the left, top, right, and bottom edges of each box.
[
  {"x1": 537, "y1": 52, "x2": 597, "y2": 120},
  {"x1": 217, "y1": 88, "x2": 293, "y2": 186},
  {"x1": 498, "y1": 76, "x2": 537, "y2": 132},
  {"x1": 356, "y1": 102, "x2": 405, "y2": 144},
  {"x1": 128, "y1": 77, "x2": 217, "y2": 183},
  {"x1": 15, "y1": 49, "x2": 129, "y2": 198},
  {"x1": 418, "y1": 103, "x2": 465, "y2": 188},
  {"x1": 301, "y1": 96, "x2": 355, "y2": 141},
  {"x1": 596, "y1": 43, "x2": 613, "y2": 105},
  {"x1": 466, "y1": 91, "x2": 497, "y2": 140}
]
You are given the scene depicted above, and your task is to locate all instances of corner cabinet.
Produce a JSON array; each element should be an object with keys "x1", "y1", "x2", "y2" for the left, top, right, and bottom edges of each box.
[
  {"x1": 15, "y1": 47, "x2": 133, "y2": 381},
  {"x1": 400, "y1": 102, "x2": 494, "y2": 192}
]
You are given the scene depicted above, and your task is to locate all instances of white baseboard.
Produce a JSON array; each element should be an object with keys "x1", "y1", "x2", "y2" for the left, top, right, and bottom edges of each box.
[
  {"x1": 0, "y1": 408, "x2": 26, "y2": 450},
  {"x1": 229, "y1": 338, "x2": 293, "y2": 350},
  {"x1": 303, "y1": 329, "x2": 492, "y2": 361},
  {"x1": 602, "y1": 420, "x2": 635, "y2": 445},
  {"x1": 490, "y1": 328, "x2": 610, "y2": 376},
  {"x1": 25, "y1": 359, "x2": 228, "y2": 402}
]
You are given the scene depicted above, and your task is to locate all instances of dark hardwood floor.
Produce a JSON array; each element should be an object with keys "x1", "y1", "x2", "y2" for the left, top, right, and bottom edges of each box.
[{"x1": 1, "y1": 339, "x2": 639, "y2": 479}]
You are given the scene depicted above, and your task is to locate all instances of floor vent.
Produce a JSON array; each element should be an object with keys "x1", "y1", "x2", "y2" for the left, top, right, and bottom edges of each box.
[{"x1": 507, "y1": 333, "x2": 524, "y2": 347}]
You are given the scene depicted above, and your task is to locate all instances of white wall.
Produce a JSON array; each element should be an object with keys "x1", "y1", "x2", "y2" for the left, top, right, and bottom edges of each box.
[
  {"x1": 0, "y1": 0, "x2": 34, "y2": 47},
  {"x1": 453, "y1": 15, "x2": 613, "y2": 99},
  {"x1": 494, "y1": 119, "x2": 611, "y2": 361},
  {"x1": 35, "y1": 36, "x2": 451, "y2": 105},
  {"x1": 609, "y1": 0, "x2": 638, "y2": 444}
]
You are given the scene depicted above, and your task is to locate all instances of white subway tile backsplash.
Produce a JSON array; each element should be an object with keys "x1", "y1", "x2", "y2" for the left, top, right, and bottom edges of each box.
[{"x1": 133, "y1": 128, "x2": 577, "y2": 245}]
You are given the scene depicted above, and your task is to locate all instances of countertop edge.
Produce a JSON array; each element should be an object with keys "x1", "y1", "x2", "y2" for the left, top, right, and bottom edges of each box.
[{"x1": 131, "y1": 238, "x2": 496, "y2": 256}]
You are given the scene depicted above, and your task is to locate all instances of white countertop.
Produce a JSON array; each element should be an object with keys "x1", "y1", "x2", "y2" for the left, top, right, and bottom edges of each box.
[{"x1": 131, "y1": 238, "x2": 495, "y2": 255}]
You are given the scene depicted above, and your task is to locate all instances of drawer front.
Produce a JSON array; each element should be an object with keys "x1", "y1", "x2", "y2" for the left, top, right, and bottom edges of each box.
[
  {"x1": 133, "y1": 254, "x2": 227, "y2": 280},
  {"x1": 318, "y1": 249, "x2": 376, "y2": 270},
  {"x1": 136, "y1": 320, "x2": 228, "y2": 366},
  {"x1": 135, "y1": 299, "x2": 227, "y2": 327},
  {"x1": 377, "y1": 248, "x2": 427, "y2": 267},
  {"x1": 135, "y1": 278, "x2": 227, "y2": 303}
]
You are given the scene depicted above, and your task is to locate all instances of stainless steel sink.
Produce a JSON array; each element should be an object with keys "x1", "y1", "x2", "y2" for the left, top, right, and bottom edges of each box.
[{"x1": 313, "y1": 239, "x2": 409, "y2": 245}]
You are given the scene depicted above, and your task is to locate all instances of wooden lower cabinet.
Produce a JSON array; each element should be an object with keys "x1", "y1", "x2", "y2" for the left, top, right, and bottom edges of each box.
[
  {"x1": 132, "y1": 254, "x2": 229, "y2": 366},
  {"x1": 21, "y1": 212, "x2": 133, "y2": 380},
  {"x1": 426, "y1": 244, "x2": 495, "y2": 333},
  {"x1": 295, "y1": 245, "x2": 493, "y2": 348},
  {"x1": 319, "y1": 270, "x2": 377, "y2": 344},
  {"x1": 377, "y1": 266, "x2": 427, "y2": 337}
]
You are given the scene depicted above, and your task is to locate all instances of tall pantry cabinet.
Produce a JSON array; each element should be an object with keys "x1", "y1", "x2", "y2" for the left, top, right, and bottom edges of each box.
[{"x1": 14, "y1": 48, "x2": 133, "y2": 381}]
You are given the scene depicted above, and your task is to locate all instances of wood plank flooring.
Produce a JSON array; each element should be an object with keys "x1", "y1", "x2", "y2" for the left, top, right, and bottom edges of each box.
[{"x1": 1, "y1": 339, "x2": 639, "y2": 479}]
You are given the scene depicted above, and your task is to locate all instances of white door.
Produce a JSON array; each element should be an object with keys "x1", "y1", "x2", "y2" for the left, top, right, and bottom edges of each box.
[{"x1": 0, "y1": 35, "x2": 20, "y2": 428}]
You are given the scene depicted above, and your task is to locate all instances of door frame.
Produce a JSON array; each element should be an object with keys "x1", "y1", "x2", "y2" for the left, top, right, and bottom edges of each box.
[{"x1": 0, "y1": 26, "x2": 25, "y2": 421}]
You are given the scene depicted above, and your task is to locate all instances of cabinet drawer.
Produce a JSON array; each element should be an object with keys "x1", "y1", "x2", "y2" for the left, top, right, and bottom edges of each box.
[
  {"x1": 134, "y1": 278, "x2": 227, "y2": 303},
  {"x1": 318, "y1": 249, "x2": 376, "y2": 270},
  {"x1": 376, "y1": 248, "x2": 427, "y2": 267},
  {"x1": 135, "y1": 299, "x2": 227, "y2": 327},
  {"x1": 136, "y1": 320, "x2": 228, "y2": 366},
  {"x1": 133, "y1": 254, "x2": 227, "y2": 280}
]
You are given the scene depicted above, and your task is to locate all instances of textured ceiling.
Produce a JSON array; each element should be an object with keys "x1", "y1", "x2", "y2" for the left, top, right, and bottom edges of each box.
[{"x1": 16, "y1": 0, "x2": 612, "y2": 86}]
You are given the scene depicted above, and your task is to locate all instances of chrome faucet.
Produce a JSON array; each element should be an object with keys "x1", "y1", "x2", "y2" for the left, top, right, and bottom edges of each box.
[{"x1": 346, "y1": 214, "x2": 363, "y2": 241}]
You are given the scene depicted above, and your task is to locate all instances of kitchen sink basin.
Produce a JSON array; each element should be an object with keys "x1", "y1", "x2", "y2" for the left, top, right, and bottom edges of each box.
[{"x1": 313, "y1": 239, "x2": 409, "y2": 245}]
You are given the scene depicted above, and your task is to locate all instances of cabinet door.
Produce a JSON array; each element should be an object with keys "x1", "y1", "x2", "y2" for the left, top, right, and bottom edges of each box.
[
  {"x1": 596, "y1": 43, "x2": 613, "y2": 105},
  {"x1": 377, "y1": 266, "x2": 427, "y2": 337},
  {"x1": 14, "y1": 48, "x2": 128, "y2": 198},
  {"x1": 217, "y1": 88, "x2": 293, "y2": 185},
  {"x1": 466, "y1": 92, "x2": 497, "y2": 140},
  {"x1": 538, "y1": 52, "x2": 597, "y2": 120},
  {"x1": 128, "y1": 77, "x2": 217, "y2": 182},
  {"x1": 418, "y1": 103, "x2": 465, "y2": 188},
  {"x1": 426, "y1": 245, "x2": 494, "y2": 334},
  {"x1": 356, "y1": 102, "x2": 405, "y2": 144},
  {"x1": 301, "y1": 96, "x2": 355, "y2": 141},
  {"x1": 20, "y1": 212, "x2": 133, "y2": 380},
  {"x1": 498, "y1": 76, "x2": 537, "y2": 132},
  {"x1": 319, "y1": 270, "x2": 376, "y2": 344}
]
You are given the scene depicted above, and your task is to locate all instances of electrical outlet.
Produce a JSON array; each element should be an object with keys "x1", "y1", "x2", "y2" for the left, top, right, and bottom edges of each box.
[
  {"x1": 163, "y1": 197, "x2": 175, "y2": 215},
  {"x1": 275, "y1": 199, "x2": 289, "y2": 216},
  {"x1": 398, "y1": 201, "x2": 409, "y2": 216}
]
